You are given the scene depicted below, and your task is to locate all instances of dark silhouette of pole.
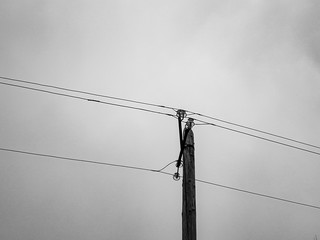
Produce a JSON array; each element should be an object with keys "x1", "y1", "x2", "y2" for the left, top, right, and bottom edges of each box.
[{"x1": 182, "y1": 118, "x2": 196, "y2": 240}]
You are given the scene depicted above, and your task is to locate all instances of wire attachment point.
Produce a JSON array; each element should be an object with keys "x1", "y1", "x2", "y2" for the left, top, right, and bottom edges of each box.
[
  {"x1": 186, "y1": 118, "x2": 195, "y2": 129},
  {"x1": 176, "y1": 109, "x2": 187, "y2": 120},
  {"x1": 173, "y1": 172, "x2": 181, "y2": 181},
  {"x1": 175, "y1": 161, "x2": 183, "y2": 168}
]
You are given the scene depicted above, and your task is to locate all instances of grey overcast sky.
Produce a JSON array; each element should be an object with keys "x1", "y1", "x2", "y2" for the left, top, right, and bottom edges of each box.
[{"x1": 0, "y1": 0, "x2": 320, "y2": 239}]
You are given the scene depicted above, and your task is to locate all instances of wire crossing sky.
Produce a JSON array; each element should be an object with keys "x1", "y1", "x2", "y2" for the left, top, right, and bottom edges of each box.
[
  {"x1": 191, "y1": 111, "x2": 320, "y2": 150},
  {"x1": 2, "y1": 75, "x2": 320, "y2": 150},
  {"x1": 1, "y1": 76, "x2": 320, "y2": 157},
  {"x1": 0, "y1": 76, "x2": 178, "y2": 111},
  {"x1": 1, "y1": 146, "x2": 320, "y2": 211},
  {"x1": 0, "y1": 81, "x2": 176, "y2": 118},
  {"x1": 193, "y1": 118, "x2": 320, "y2": 156}
]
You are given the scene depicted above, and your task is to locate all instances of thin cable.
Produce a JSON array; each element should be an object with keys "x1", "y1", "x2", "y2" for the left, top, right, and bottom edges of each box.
[
  {"x1": 0, "y1": 76, "x2": 177, "y2": 111},
  {"x1": 2, "y1": 76, "x2": 320, "y2": 152},
  {"x1": 0, "y1": 147, "x2": 174, "y2": 175},
  {"x1": 0, "y1": 82, "x2": 175, "y2": 118},
  {"x1": 193, "y1": 118, "x2": 320, "y2": 156},
  {"x1": 157, "y1": 160, "x2": 178, "y2": 172},
  {"x1": 196, "y1": 178, "x2": 320, "y2": 210},
  {"x1": 189, "y1": 112, "x2": 320, "y2": 150},
  {"x1": 1, "y1": 147, "x2": 319, "y2": 210}
]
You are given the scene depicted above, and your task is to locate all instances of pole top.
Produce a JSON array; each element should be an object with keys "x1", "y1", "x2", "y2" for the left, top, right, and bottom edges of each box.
[
  {"x1": 177, "y1": 109, "x2": 187, "y2": 120},
  {"x1": 186, "y1": 118, "x2": 195, "y2": 129}
]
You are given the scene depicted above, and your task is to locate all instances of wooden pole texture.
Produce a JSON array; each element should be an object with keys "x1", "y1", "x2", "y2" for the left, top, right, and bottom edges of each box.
[{"x1": 182, "y1": 127, "x2": 196, "y2": 240}]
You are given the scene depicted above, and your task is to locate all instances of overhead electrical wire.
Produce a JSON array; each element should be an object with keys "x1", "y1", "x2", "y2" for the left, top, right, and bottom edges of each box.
[
  {"x1": 1, "y1": 76, "x2": 320, "y2": 156},
  {"x1": 0, "y1": 147, "x2": 174, "y2": 175},
  {"x1": 0, "y1": 82, "x2": 175, "y2": 118},
  {"x1": 196, "y1": 179, "x2": 320, "y2": 210},
  {"x1": 189, "y1": 112, "x2": 320, "y2": 150},
  {"x1": 193, "y1": 118, "x2": 320, "y2": 156},
  {"x1": 2, "y1": 76, "x2": 320, "y2": 150},
  {"x1": 0, "y1": 76, "x2": 177, "y2": 111},
  {"x1": 1, "y1": 146, "x2": 319, "y2": 211}
]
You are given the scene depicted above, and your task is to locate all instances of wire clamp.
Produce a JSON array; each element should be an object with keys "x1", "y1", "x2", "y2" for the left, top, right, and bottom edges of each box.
[{"x1": 173, "y1": 172, "x2": 180, "y2": 181}]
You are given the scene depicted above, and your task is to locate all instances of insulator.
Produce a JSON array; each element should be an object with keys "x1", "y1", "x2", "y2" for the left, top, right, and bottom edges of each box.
[
  {"x1": 186, "y1": 118, "x2": 195, "y2": 129},
  {"x1": 173, "y1": 172, "x2": 181, "y2": 181},
  {"x1": 176, "y1": 109, "x2": 187, "y2": 120}
]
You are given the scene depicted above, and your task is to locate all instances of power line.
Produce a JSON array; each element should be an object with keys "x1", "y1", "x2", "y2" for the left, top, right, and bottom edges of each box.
[
  {"x1": 1, "y1": 146, "x2": 320, "y2": 211},
  {"x1": 0, "y1": 76, "x2": 177, "y2": 111},
  {"x1": 190, "y1": 111, "x2": 320, "y2": 150},
  {"x1": 193, "y1": 118, "x2": 320, "y2": 157},
  {"x1": 196, "y1": 178, "x2": 320, "y2": 210},
  {"x1": 2, "y1": 76, "x2": 320, "y2": 151},
  {"x1": 1, "y1": 76, "x2": 320, "y2": 156},
  {"x1": 0, "y1": 81, "x2": 176, "y2": 118},
  {"x1": 0, "y1": 147, "x2": 173, "y2": 176}
]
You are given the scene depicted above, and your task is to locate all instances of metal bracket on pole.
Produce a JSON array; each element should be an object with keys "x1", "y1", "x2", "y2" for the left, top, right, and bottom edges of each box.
[
  {"x1": 177, "y1": 110, "x2": 186, "y2": 149},
  {"x1": 174, "y1": 110, "x2": 186, "y2": 180},
  {"x1": 174, "y1": 114, "x2": 194, "y2": 180}
]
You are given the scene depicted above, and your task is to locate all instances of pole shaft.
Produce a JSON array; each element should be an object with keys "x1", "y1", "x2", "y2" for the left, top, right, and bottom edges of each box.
[{"x1": 182, "y1": 128, "x2": 196, "y2": 240}]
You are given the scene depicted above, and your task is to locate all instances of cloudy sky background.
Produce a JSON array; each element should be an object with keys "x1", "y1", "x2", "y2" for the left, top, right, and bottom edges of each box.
[{"x1": 0, "y1": 0, "x2": 320, "y2": 239}]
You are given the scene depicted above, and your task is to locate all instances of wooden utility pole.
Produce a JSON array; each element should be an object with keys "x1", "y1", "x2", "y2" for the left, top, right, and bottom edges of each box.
[{"x1": 182, "y1": 119, "x2": 196, "y2": 240}]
